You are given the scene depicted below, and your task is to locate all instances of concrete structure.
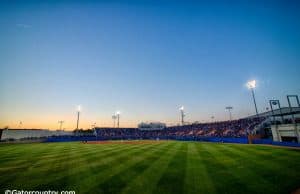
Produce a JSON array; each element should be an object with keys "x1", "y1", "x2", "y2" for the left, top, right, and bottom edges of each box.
[
  {"x1": 1, "y1": 129, "x2": 73, "y2": 141},
  {"x1": 138, "y1": 122, "x2": 166, "y2": 130},
  {"x1": 271, "y1": 124, "x2": 300, "y2": 143},
  {"x1": 247, "y1": 107, "x2": 300, "y2": 119}
]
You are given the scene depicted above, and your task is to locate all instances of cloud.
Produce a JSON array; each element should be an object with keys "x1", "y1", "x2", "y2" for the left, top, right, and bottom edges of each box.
[{"x1": 16, "y1": 23, "x2": 32, "y2": 28}]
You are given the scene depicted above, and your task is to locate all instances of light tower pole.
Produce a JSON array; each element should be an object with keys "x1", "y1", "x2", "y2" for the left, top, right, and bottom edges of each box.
[
  {"x1": 58, "y1": 120, "x2": 64, "y2": 130},
  {"x1": 247, "y1": 80, "x2": 259, "y2": 117},
  {"x1": 116, "y1": 111, "x2": 120, "y2": 128},
  {"x1": 18, "y1": 121, "x2": 23, "y2": 129},
  {"x1": 112, "y1": 114, "x2": 117, "y2": 128},
  {"x1": 76, "y1": 105, "x2": 81, "y2": 130},
  {"x1": 179, "y1": 106, "x2": 185, "y2": 125},
  {"x1": 225, "y1": 106, "x2": 233, "y2": 121}
]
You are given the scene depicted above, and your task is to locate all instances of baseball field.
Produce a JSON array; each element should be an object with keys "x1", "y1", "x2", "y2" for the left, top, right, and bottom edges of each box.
[{"x1": 0, "y1": 140, "x2": 300, "y2": 194}]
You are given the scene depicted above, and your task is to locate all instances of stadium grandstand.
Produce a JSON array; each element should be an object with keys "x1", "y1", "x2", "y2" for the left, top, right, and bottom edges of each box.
[
  {"x1": 1, "y1": 104, "x2": 300, "y2": 147},
  {"x1": 93, "y1": 117, "x2": 263, "y2": 142},
  {"x1": 91, "y1": 101, "x2": 300, "y2": 145}
]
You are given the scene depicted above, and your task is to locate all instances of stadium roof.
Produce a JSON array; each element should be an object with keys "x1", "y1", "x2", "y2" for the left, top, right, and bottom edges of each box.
[{"x1": 246, "y1": 107, "x2": 300, "y2": 118}]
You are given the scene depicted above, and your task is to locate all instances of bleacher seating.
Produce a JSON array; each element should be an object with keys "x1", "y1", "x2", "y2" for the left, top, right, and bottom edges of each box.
[{"x1": 94, "y1": 117, "x2": 265, "y2": 140}]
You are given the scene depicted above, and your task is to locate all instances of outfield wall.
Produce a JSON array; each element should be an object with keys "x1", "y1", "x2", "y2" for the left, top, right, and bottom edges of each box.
[
  {"x1": 46, "y1": 136, "x2": 97, "y2": 142},
  {"x1": 252, "y1": 139, "x2": 300, "y2": 147},
  {"x1": 44, "y1": 136, "x2": 300, "y2": 147},
  {"x1": 44, "y1": 136, "x2": 249, "y2": 144}
]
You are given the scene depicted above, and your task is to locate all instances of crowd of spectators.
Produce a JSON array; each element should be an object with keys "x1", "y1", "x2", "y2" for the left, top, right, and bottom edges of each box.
[{"x1": 95, "y1": 117, "x2": 265, "y2": 140}]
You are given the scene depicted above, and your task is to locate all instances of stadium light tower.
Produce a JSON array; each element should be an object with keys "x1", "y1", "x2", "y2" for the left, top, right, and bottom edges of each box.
[
  {"x1": 76, "y1": 105, "x2": 81, "y2": 130},
  {"x1": 58, "y1": 120, "x2": 64, "y2": 130},
  {"x1": 18, "y1": 121, "x2": 23, "y2": 129},
  {"x1": 225, "y1": 106, "x2": 233, "y2": 121},
  {"x1": 179, "y1": 106, "x2": 185, "y2": 125},
  {"x1": 247, "y1": 80, "x2": 259, "y2": 117},
  {"x1": 116, "y1": 111, "x2": 120, "y2": 128},
  {"x1": 112, "y1": 114, "x2": 117, "y2": 128}
]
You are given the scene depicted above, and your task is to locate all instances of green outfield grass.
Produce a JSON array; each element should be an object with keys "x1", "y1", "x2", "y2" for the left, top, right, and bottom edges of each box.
[{"x1": 0, "y1": 141, "x2": 300, "y2": 194}]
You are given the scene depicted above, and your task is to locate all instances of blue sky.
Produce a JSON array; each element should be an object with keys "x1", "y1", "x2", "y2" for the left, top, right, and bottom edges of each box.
[{"x1": 0, "y1": 1, "x2": 299, "y2": 129}]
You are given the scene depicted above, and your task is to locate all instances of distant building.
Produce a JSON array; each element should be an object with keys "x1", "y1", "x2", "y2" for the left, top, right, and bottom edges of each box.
[
  {"x1": 0, "y1": 129, "x2": 73, "y2": 141},
  {"x1": 138, "y1": 122, "x2": 166, "y2": 130}
]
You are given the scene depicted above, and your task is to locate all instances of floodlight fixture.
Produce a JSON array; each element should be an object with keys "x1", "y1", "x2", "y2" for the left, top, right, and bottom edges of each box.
[
  {"x1": 77, "y1": 105, "x2": 81, "y2": 112},
  {"x1": 179, "y1": 106, "x2": 185, "y2": 125},
  {"x1": 247, "y1": 80, "x2": 256, "y2": 89}
]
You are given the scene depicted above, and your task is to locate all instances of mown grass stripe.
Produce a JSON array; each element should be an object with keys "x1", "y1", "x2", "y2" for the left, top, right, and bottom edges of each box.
[
  {"x1": 34, "y1": 143, "x2": 152, "y2": 191},
  {"x1": 184, "y1": 142, "x2": 216, "y2": 194},
  {"x1": 32, "y1": 143, "x2": 129, "y2": 190},
  {"x1": 197, "y1": 143, "x2": 253, "y2": 194},
  {"x1": 219, "y1": 144, "x2": 300, "y2": 194},
  {"x1": 95, "y1": 142, "x2": 176, "y2": 194},
  {"x1": 120, "y1": 142, "x2": 181, "y2": 194},
  {"x1": 75, "y1": 142, "x2": 167, "y2": 192},
  {"x1": 153, "y1": 142, "x2": 188, "y2": 194},
  {"x1": 32, "y1": 143, "x2": 130, "y2": 167},
  {"x1": 0, "y1": 143, "x2": 139, "y2": 190},
  {"x1": 0, "y1": 143, "x2": 80, "y2": 190},
  {"x1": 215, "y1": 144, "x2": 277, "y2": 194},
  {"x1": 234, "y1": 144, "x2": 300, "y2": 165}
]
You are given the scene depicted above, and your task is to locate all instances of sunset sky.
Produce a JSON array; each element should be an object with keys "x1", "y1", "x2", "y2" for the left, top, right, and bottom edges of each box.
[{"x1": 0, "y1": 1, "x2": 299, "y2": 130}]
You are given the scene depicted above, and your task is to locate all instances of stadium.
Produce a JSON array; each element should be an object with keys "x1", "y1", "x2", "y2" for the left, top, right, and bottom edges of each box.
[
  {"x1": 1, "y1": 94, "x2": 300, "y2": 194},
  {"x1": 1, "y1": 1, "x2": 300, "y2": 194}
]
